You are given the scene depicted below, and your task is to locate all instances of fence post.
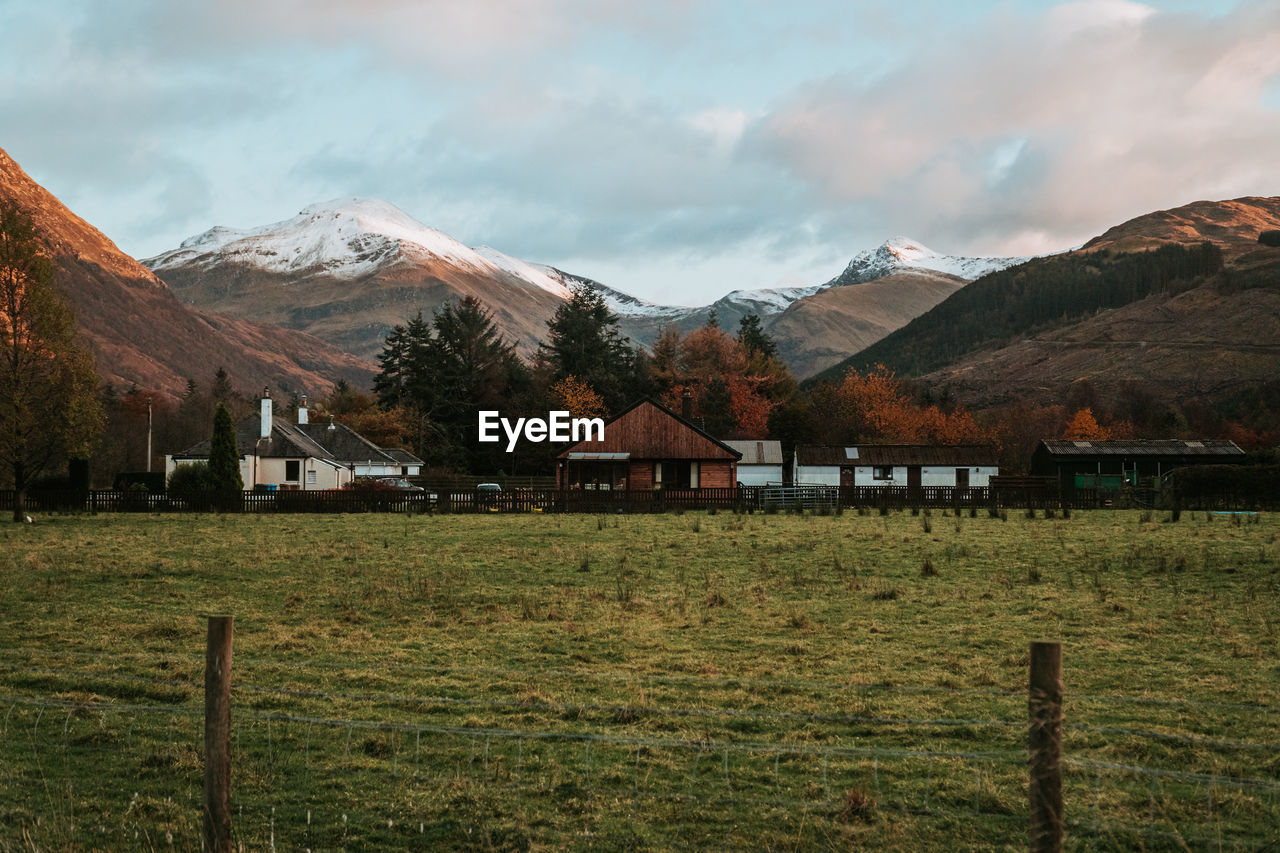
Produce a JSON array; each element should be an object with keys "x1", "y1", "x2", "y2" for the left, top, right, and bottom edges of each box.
[
  {"x1": 1029, "y1": 640, "x2": 1063, "y2": 853},
  {"x1": 204, "y1": 615, "x2": 234, "y2": 853}
]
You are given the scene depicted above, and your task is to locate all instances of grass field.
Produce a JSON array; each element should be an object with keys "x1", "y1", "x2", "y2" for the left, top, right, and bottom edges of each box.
[{"x1": 1, "y1": 508, "x2": 1277, "y2": 850}]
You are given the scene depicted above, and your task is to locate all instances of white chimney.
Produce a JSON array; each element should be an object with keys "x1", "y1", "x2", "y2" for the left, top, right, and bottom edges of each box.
[
  {"x1": 298, "y1": 395, "x2": 309, "y2": 425},
  {"x1": 260, "y1": 388, "x2": 272, "y2": 439}
]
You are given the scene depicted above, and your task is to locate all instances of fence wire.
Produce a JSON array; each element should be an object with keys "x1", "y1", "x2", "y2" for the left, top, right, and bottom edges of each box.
[{"x1": 1, "y1": 658, "x2": 1277, "y2": 851}]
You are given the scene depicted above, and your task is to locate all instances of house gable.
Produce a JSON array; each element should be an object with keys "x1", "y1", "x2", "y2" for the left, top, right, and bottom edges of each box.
[{"x1": 558, "y1": 399, "x2": 742, "y2": 461}]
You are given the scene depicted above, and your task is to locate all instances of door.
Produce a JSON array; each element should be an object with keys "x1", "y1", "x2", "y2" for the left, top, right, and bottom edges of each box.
[
  {"x1": 955, "y1": 468, "x2": 969, "y2": 489},
  {"x1": 907, "y1": 466, "x2": 922, "y2": 495}
]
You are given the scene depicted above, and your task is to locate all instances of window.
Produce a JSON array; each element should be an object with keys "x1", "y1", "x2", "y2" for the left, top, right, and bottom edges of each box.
[
  {"x1": 873, "y1": 466, "x2": 893, "y2": 480},
  {"x1": 306, "y1": 470, "x2": 317, "y2": 485},
  {"x1": 285, "y1": 460, "x2": 300, "y2": 481}
]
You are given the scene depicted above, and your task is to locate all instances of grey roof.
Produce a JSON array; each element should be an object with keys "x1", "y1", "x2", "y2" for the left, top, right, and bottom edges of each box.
[
  {"x1": 172, "y1": 414, "x2": 338, "y2": 462},
  {"x1": 173, "y1": 412, "x2": 408, "y2": 467},
  {"x1": 796, "y1": 445, "x2": 999, "y2": 467},
  {"x1": 723, "y1": 440, "x2": 784, "y2": 465},
  {"x1": 296, "y1": 422, "x2": 397, "y2": 465},
  {"x1": 383, "y1": 448, "x2": 424, "y2": 465},
  {"x1": 1038, "y1": 439, "x2": 1244, "y2": 457}
]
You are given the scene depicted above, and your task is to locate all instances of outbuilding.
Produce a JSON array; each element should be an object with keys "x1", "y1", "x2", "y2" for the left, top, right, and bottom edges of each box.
[
  {"x1": 1030, "y1": 439, "x2": 1245, "y2": 498},
  {"x1": 794, "y1": 445, "x2": 999, "y2": 489},
  {"x1": 723, "y1": 439, "x2": 784, "y2": 486},
  {"x1": 556, "y1": 399, "x2": 741, "y2": 491}
]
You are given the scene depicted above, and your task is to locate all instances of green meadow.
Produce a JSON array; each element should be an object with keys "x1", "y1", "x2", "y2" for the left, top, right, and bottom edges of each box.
[{"x1": 1, "y1": 509, "x2": 1277, "y2": 850}]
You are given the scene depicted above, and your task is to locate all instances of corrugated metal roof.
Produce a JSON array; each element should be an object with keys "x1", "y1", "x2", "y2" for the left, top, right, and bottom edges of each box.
[
  {"x1": 722, "y1": 440, "x2": 784, "y2": 465},
  {"x1": 1038, "y1": 439, "x2": 1244, "y2": 457},
  {"x1": 796, "y1": 445, "x2": 998, "y2": 467}
]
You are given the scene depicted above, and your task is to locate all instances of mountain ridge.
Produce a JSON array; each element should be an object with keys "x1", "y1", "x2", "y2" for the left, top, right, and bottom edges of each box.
[{"x1": 0, "y1": 147, "x2": 374, "y2": 401}]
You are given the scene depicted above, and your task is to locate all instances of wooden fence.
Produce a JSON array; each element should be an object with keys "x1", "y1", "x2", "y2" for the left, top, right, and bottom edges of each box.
[{"x1": 3, "y1": 483, "x2": 1272, "y2": 514}]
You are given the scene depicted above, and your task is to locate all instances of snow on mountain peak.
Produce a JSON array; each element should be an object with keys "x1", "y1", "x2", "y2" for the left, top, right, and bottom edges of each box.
[{"x1": 837, "y1": 237, "x2": 1028, "y2": 285}]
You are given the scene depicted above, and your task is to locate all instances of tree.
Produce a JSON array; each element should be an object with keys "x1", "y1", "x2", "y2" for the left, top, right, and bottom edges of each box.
[
  {"x1": 737, "y1": 314, "x2": 778, "y2": 360},
  {"x1": 551, "y1": 375, "x2": 609, "y2": 419},
  {"x1": 0, "y1": 205, "x2": 102, "y2": 521},
  {"x1": 541, "y1": 284, "x2": 633, "y2": 410},
  {"x1": 1062, "y1": 407, "x2": 1109, "y2": 441},
  {"x1": 207, "y1": 403, "x2": 243, "y2": 494}
]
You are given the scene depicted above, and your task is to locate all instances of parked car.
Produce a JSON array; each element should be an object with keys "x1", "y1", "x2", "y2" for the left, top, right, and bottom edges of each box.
[
  {"x1": 376, "y1": 477, "x2": 425, "y2": 492},
  {"x1": 476, "y1": 482, "x2": 502, "y2": 510}
]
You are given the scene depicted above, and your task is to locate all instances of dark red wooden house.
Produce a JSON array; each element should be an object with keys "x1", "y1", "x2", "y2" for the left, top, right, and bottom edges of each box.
[{"x1": 556, "y1": 399, "x2": 741, "y2": 491}]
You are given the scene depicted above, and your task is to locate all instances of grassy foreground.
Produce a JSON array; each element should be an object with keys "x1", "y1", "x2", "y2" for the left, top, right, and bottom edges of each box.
[{"x1": 1, "y1": 509, "x2": 1277, "y2": 850}]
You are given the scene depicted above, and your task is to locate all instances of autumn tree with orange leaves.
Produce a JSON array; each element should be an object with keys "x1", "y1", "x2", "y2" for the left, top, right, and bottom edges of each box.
[
  {"x1": 551, "y1": 374, "x2": 609, "y2": 420},
  {"x1": 813, "y1": 365, "x2": 987, "y2": 446}
]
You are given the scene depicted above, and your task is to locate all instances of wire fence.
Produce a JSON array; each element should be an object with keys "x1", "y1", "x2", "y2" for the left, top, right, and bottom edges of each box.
[{"x1": 1, "y1": 653, "x2": 1276, "y2": 850}]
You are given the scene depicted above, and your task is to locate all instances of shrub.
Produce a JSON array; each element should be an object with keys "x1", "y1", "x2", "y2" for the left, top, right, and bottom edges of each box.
[
  {"x1": 1258, "y1": 229, "x2": 1280, "y2": 247},
  {"x1": 167, "y1": 462, "x2": 218, "y2": 492}
]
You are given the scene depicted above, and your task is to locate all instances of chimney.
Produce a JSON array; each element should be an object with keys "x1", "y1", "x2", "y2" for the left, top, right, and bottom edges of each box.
[
  {"x1": 681, "y1": 388, "x2": 693, "y2": 420},
  {"x1": 260, "y1": 388, "x2": 272, "y2": 439},
  {"x1": 298, "y1": 395, "x2": 309, "y2": 425}
]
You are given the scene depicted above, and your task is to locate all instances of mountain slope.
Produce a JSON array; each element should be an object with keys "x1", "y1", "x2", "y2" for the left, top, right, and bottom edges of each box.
[
  {"x1": 0, "y1": 147, "x2": 373, "y2": 401},
  {"x1": 813, "y1": 196, "x2": 1280, "y2": 405},
  {"x1": 147, "y1": 207, "x2": 1027, "y2": 376},
  {"x1": 145, "y1": 199, "x2": 574, "y2": 361}
]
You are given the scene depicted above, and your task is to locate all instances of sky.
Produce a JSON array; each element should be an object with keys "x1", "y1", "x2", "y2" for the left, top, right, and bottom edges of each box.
[{"x1": 2, "y1": 0, "x2": 1278, "y2": 306}]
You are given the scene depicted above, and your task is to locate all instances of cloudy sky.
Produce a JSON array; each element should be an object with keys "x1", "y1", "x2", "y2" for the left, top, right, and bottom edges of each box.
[{"x1": 3, "y1": 0, "x2": 1278, "y2": 305}]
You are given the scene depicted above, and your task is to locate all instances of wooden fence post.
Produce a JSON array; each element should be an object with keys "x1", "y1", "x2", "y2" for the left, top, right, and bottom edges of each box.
[
  {"x1": 1029, "y1": 640, "x2": 1063, "y2": 853},
  {"x1": 204, "y1": 615, "x2": 234, "y2": 853}
]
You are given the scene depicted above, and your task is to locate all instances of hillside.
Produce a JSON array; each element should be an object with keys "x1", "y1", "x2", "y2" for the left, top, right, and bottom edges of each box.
[
  {"x1": 0, "y1": 147, "x2": 374, "y2": 401},
  {"x1": 814, "y1": 196, "x2": 1280, "y2": 405}
]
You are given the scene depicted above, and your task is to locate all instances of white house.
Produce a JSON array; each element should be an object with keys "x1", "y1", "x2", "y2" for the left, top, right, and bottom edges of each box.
[
  {"x1": 723, "y1": 439, "x2": 784, "y2": 486},
  {"x1": 794, "y1": 445, "x2": 998, "y2": 489},
  {"x1": 165, "y1": 392, "x2": 424, "y2": 490}
]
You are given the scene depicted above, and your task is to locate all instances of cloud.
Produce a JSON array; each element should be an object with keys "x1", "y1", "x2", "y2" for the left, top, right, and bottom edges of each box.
[{"x1": 752, "y1": 0, "x2": 1280, "y2": 255}]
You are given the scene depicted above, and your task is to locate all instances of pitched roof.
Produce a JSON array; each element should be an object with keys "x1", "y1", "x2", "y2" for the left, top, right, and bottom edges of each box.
[
  {"x1": 383, "y1": 448, "x2": 424, "y2": 465},
  {"x1": 172, "y1": 412, "x2": 413, "y2": 467},
  {"x1": 297, "y1": 422, "x2": 397, "y2": 465},
  {"x1": 796, "y1": 445, "x2": 999, "y2": 467},
  {"x1": 723, "y1": 439, "x2": 784, "y2": 465},
  {"x1": 172, "y1": 414, "x2": 339, "y2": 462},
  {"x1": 557, "y1": 398, "x2": 743, "y2": 460},
  {"x1": 1037, "y1": 439, "x2": 1244, "y2": 457}
]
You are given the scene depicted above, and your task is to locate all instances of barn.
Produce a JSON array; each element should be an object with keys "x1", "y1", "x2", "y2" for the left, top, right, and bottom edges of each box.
[
  {"x1": 556, "y1": 399, "x2": 741, "y2": 491},
  {"x1": 1031, "y1": 439, "x2": 1245, "y2": 498},
  {"x1": 723, "y1": 440, "x2": 784, "y2": 486},
  {"x1": 793, "y1": 445, "x2": 999, "y2": 489}
]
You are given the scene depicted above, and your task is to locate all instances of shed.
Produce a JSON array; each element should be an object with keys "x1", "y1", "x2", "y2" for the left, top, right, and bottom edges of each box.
[
  {"x1": 1031, "y1": 439, "x2": 1245, "y2": 497},
  {"x1": 722, "y1": 439, "x2": 784, "y2": 486},
  {"x1": 556, "y1": 399, "x2": 742, "y2": 491},
  {"x1": 794, "y1": 445, "x2": 999, "y2": 489}
]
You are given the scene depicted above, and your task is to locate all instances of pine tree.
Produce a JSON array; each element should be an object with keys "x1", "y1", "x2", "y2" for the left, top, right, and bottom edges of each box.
[
  {"x1": 208, "y1": 403, "x2": 243, "y2": 495},
  {"x1": 737, "y1": 313, "x2": 778, "y2": 360},
  {"x1": 541, "y1": 284, "x2": 633, "y2": 409}
]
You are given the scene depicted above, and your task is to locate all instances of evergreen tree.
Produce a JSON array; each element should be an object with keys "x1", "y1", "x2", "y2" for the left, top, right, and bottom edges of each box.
[
  {"x1": 211, "y1": 367, "x2": 234, "y2": 406},
  {"x1": 207, "y1": 403, "x2": 243, "y2": 494},
  {"x1": 0, "y1": 205, "x2": 102, "y2": 520},
  {"x1": 541, "y1": 284, "x2": 633, "y2": 409},
  {"x1": 699, "y1": 376, "x2": 736, "y2": 437},
  {"x1": 737, "y1": 313, "x2": 778, "y2": 360}
]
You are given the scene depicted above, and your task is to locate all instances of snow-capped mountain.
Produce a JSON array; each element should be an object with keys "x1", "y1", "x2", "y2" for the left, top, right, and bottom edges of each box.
[
  {"x1": 833, "y1": 237, "x2": 1028, "y2": 286},
  {"x1": 146, "y1": 198, "x2": 574, "y2": 301},
  {"x1": 144, "y1": 199, "x2": 1031, "y2": 376}
]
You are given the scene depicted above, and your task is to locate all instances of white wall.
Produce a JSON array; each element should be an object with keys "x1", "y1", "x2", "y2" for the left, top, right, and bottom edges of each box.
[
  {"x1": 849, "y1": 465, "x2": 998, "y2": 486},
  {"x1": 794, "y1": 465, "x2": 842, "y2": 486},
  {"x1": 737, "y1": 464, "x2": 783, "y2": 486}
]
